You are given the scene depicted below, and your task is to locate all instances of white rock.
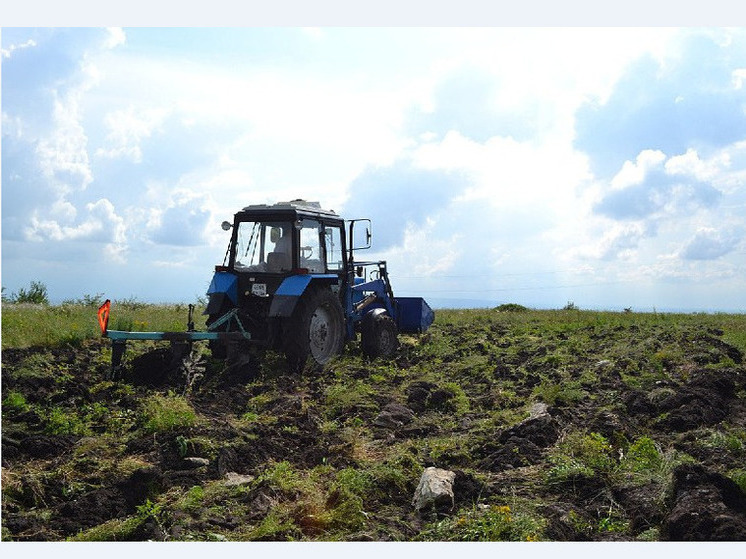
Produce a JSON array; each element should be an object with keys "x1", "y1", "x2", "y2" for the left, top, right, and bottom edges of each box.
[
  {"x1": 412, "y1": 467, "x2": 456, "y2": 511},
  {"x1": 224, "y1": 472, "x2": 255, "y2": 486}
]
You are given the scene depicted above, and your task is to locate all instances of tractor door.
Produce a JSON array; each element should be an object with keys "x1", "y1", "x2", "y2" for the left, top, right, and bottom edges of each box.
[{"x1": 323, "y1": 224, "x2": 346, "y2": 275}]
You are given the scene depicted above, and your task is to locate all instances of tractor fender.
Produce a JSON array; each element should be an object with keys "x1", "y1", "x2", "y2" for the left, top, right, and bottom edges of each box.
[
  {"x1": 205, "y1": 271, "x2": 238, "y2": 315},
  {"x1": 361, "y1": 307, "x2": 389, "y2": 334},
  {"x1": 269, "y1": 274, "x2": 339, "y2": 318}
]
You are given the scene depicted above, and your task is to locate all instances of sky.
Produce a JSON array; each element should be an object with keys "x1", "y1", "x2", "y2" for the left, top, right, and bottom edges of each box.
[{"x1": 2, "y1": 25, "x2": 746, "y2": 312}]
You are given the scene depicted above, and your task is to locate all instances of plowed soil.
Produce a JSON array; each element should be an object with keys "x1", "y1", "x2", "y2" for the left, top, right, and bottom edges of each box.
[{"x1": 2, "y1": 310, "x2": 746, "y2": 541}]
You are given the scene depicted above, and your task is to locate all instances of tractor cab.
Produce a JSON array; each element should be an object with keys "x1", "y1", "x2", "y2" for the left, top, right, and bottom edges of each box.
[{"x1": 228, "y1": 204, "x2": 346, "y2": 276}]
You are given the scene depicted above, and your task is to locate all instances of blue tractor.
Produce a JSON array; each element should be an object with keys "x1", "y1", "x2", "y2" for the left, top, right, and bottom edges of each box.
[{"x1": 202, "y1": 199, "x2": 434, "y2": 371}]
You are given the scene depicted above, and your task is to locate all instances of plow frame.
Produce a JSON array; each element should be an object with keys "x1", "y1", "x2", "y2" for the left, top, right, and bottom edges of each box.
[{"x1": 97, "y1": 300, "x2": 255, "y2": 376}]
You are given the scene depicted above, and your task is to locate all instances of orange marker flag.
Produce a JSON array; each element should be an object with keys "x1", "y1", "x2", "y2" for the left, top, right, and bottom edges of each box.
[{"x1": 97, "y1": 299, "x2": 111, "y2": 335}]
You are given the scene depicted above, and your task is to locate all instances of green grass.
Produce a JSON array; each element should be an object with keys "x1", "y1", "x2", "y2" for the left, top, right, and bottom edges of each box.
[
  {"x1": 418, "y1": 502, "x2": 546, "y2": 541},
  {"x1": 141, "y1": 393, "x2": 198, "y2": 434},
  {"x1": 2, "y1": 301, "x2": 204, "y2": 349}
]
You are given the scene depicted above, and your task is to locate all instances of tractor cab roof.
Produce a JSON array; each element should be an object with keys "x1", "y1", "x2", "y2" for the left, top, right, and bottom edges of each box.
[{"x1": 237, "y1": 199, "x2": 342, "y2": 223}]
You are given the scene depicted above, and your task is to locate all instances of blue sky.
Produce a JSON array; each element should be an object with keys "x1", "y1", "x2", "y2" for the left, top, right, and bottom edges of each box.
[{"x1": 2, "y1": 26, "x2": 746, "y2": 312}]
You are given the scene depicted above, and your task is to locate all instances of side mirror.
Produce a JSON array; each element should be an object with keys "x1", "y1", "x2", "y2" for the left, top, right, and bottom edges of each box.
[
  {"x1": 270, "y1": 227, "x2": 281, "y2": 243},
  {"x1": 348, "y1": 219, "x2": 372, "y2": 251},
  {"x1": 221, "y1": 221, "x2": 232, "y2": 231}
]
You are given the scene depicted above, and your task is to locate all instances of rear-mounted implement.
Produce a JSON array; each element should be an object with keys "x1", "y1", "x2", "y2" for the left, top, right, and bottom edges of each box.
[{"x1": 97, "y1": 299, "x2": 254, "y2": 376}]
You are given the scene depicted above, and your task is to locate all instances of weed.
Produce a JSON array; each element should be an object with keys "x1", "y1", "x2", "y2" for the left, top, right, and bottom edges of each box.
[
  {"x1": 324, "y1": 380, "x2": 376, "y2": 419},
  {"x1": 533, "y1": 379, "x2": 586, "y2": 406},
  {"x1": 418, "y1": 503, "x2": 545, "y2": 541},
  {"x1": 620, "y1": 437, "x2": 663, "y2": 473},
  {"x1": 42, "y1": 406, "x2": 90, "y2": 436},
  {"x1": 695, "y1": 427, "x2": 746, "y2": 455},
  {"x1": 2, "y1": 391, "x2": 30, "y2": 414},
  {"x1": 417, "y1": 435, "x2": 472, "y2": 467},
  {"x1": 728, "y1": 469, "x2": 746, "y2": 493},
  {"x1": 175, "y1": 435, "x2": 189, "y2": 458},
  {"x1": 440, "y1": 381, "x2": 471, "y2": 415},
  {"x1": 136, "y1": 498, "x2": 168, "y2": 539},
  {"x1": 258, "y1": 461, "x2": 303, "y2": 494},
  {"x1": 548, "y1": 431, "x2": 616, "y2": 483},
  {"x1": 141, "y1": 393, "x2": 198, "y2": 434},
  {"x1": 68, "y1": 516, "x2": 142, "y2": 541},
  {"x1": 182, "y1": 486, "x2": 205, "y2": 510},
  {"x1": 597, "y1": 504, "x2": 630, "y2": 534}
]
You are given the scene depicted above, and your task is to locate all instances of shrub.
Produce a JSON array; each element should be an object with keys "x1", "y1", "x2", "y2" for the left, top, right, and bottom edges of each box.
[
  {"x1": 495, "y1": 303, "x2": 529, "y2": 313},
  {"x1": 62, "y1": 293, "x2": 106, "y2": 307},
  {"x1": 10, "y1": 281, "x2": 49, "y2": 304}
]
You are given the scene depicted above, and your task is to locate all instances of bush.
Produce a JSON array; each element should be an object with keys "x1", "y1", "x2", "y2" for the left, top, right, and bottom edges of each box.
[
  {"x1": 495, "y1": 303, "x2": 529, "y2": 313},
  {"x1": 62, "y1": 293, "x2": 106, "y2": 307},
  {"x1": 9, "y1": 281, "x2": 49, "y2": 304}
]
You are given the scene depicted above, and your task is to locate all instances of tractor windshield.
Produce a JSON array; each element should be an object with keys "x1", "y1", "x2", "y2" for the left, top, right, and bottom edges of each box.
[{"x1": 234, "y1": 220, "x2": 293, "y2": 272}]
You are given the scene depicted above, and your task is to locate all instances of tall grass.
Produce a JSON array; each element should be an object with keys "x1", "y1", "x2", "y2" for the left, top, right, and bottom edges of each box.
[
  {"x1": 435, "y1": 308, "x2": 746, "y2": 354},
  {"x1": 3, "y1": 302, "x2": 745, "y2": 354},
  {"x1": 1, "y1": 302, "x2": 204, "y2": 349}
]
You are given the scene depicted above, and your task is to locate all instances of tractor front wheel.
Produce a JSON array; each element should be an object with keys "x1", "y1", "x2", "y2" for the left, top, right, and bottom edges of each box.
[
  {"x1": 361, "y1": 311, "x2": 399, "y2": 359},
  {"x1": 283, "y1": 288, "x2": 344, "y2": 372}
]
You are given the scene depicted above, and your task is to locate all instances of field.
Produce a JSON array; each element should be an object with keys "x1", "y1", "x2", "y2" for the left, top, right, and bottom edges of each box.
[{"x1": 2, "y1": 302, "x2": 746, "y2": 541}]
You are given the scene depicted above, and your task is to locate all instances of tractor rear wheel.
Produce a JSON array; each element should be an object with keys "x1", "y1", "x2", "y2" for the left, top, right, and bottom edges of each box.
[
  {"x1": 361, "y1": 312, "x2": 399, "y2": 359},
  {"x1": 283, "y1": 287, "x2": 344, "y2": 372}
]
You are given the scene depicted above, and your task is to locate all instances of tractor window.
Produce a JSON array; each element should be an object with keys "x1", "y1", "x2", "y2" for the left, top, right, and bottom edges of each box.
[
  {"x1": 234, "y1": 220, "x2": 292, "y2": 272},
  {"x1": 299, "y1": 220, "x2": 323, "y2": 273},
  {"x1": 325, "y1": 226, "x2": 344, "y2": 272}
]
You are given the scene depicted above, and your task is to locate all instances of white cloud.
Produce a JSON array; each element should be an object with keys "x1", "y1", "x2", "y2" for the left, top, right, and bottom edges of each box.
[
  {"x1": 680, "y1": 226, "x2": 743, "y2": 260},
  {"x1": 411, "y1": 130, "x2": 590, "y2": 212},
  {"x1": 36, "y1": 94, "x2": 93, "y2": 192},
  {"x1": 95, "y1": 106, "x2": 169, "y2": 162},
  {"x1": 610, "y1": 150, "x2": 667, "y2": 190},
  {"x1": 665, "y1": 149, "x2": 728, "y2": 181},
  {"x1": 35, "y1": 60, "x2": 102, "y2": 194},
  {"x1": 25, "y1": 198, "x2": 126, "y2": 258},
  {"x1": 1, "y1": 38, "x2": 36, "y2": 59},
  {"x1": 103, "y1": 27, "x2": 126, "y2": 50}
]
